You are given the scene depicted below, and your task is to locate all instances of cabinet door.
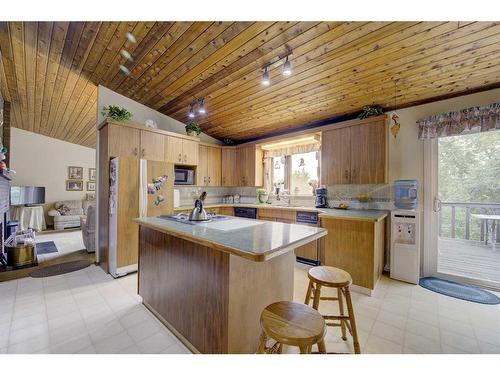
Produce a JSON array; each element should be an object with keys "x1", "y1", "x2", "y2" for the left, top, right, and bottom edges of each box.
[
  {"x1": 244, "y1": 146, "x2": 256, "y2": 186},
  {"x1": 320, "y1": 127, "x2": 350, "y2": 185},
  {"x1": 350, "y1": 121, "x2": 386, "y2": 184},
  {"x1": 236, "y1": 146, "x2": 247, "y2": 186},
  {"x1": 165, "y1": 136, "x2": 183, "y2": 164},
  {"x1": 182, "y1": 139, "x2": 199, "y2": 165},
  {"x1": 208, "y1": 147, "x2": 221, "y2": 186},
  {"x1": 108, "y1": 125, "x2": 140, "y2": 158},
  {"x1": 140, "y1": 130, "x2": 165, "y2": 161},
  {"x1": 197, "y1": 145, "x2": 209, "y2": 185},
  {"x1": 221, "y1": 148, "x2": 237, "y2": 186}
]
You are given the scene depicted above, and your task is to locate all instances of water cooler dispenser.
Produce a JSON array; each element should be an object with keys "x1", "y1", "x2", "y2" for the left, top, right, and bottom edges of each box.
[{"x1": 390, "y1": 210, "x2": 420, "y2": 284}]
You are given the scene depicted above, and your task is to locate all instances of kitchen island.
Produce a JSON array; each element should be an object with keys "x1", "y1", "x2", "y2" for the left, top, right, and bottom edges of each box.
[{"x1": 134, "y1": 216, "x2": 326, "y2": 354}]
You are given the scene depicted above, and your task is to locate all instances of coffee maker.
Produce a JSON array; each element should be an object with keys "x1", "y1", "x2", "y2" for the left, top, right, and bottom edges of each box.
[{"x1": 315, "y1": 187, "x2": 328, "y2": 208}]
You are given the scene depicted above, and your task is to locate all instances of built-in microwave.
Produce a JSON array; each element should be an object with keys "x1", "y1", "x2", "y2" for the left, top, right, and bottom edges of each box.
[{"x1": 174, "y1": 168, "x2": 195, "y2": 185}]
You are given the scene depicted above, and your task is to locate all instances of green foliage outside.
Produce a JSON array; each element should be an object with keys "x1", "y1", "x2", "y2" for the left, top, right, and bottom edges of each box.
[{"x1": 438, "y1": 131, "x2": 500, "y2": 241}]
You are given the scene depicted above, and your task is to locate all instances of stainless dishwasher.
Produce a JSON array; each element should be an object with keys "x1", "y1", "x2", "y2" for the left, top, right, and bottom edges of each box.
[{"x1": 295, "y1": 211, "x2": 320, "y2": 266}]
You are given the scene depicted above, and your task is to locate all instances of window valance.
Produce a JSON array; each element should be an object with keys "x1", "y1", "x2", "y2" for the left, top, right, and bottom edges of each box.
[
  {"x1": 417, "y1": 102, "x2": 500, "y2": 139},
  {"x1": 263, "y1": 142, "x2": 320, "y2": 158}
]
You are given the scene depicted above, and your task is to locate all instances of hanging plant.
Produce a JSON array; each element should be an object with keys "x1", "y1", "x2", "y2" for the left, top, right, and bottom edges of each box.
[
  {"x1": 101, "y1": 105, "x2": 132, "y2": 121},
  {"x1": 222, "y1": 138, "x2": 236, "y2": 146},
  {"x1": 185, "y1": 121, "x2": 202, "y2": 136},
  {"x1": 357, "y1": 105, "x2": 384, "y2": 119}
]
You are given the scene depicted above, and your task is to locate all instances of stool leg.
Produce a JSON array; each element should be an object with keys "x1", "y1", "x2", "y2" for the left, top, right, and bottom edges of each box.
[
  {"x1": 317, "y1": 339, "x2": 326, "y2": 354},
  {"x1": 312, "y1": 284, "x2": 322, "y2": 310},
  {"x1": 344, "y1": 287, "x2": 361, "y2": 354},
  {"x1": 304, "y1": 280, "x2": 313, "y2": 305},
  {"x1": 299, "y1": 345, "x2": 312, "y2": 354},
  {"x1": 337, "y1": 287, "x2": 347, "y2": 341},
  {"x1": 257, "y1": 332, "x2": 268, "y2": 354}
]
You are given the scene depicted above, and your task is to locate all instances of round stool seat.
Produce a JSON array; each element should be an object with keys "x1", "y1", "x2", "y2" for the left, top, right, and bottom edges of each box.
[
  {"x1": 260, "y1": 301, "x2": 326, "y2": 348},
  {"x1": 308, "y1": 266, "x2": 352, "y2": 288}
]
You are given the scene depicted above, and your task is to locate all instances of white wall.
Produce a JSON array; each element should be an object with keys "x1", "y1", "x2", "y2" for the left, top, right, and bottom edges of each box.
[
  {"x1": 97, "y1": 85, "x2": 221, "y2": 144},
  {"x1": 9, "y1": 127, "x2": 96, "y2": 204}
]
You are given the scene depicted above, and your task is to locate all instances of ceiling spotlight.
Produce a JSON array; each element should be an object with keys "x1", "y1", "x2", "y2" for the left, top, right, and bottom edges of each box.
[
  {"x1": 120, "y1": 49, "x2": 133, "y2": 61},
  {"x1": 119, "y1": 64, "x2": 130, "y2": 75},
  {"x1": 126, "y1": 32, "x2": 136, "y2": 43},
  {"x1": 198, "y1": 99, "x2": 206, "y2": 114},
  {"x1": 282, "y1": 56, "x2": 292, "y2": 76},
  {"x1": 188, "y1": 106, "x2": 195, "y2": 118},
  {"x1": 262, "y1": 67, "x2": 270, "y2": 86}
]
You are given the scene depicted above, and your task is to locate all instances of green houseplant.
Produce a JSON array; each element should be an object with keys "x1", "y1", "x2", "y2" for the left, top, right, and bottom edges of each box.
[
  {"x1": 185, "y1": 121, "x2": 202, "y2": 136},
  {"x1": 101, "y1": 105, "x2": 133, "y2": 121}
]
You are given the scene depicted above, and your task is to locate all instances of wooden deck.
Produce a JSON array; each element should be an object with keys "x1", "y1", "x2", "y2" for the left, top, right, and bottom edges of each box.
[{"x1": 438, "y1": 238, "x2": 500, "y2": 284}]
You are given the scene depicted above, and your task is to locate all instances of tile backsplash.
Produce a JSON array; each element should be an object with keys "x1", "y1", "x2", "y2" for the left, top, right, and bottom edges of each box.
[{"x1": 176, "y1": 184, "x2": 397, "y2": 210}]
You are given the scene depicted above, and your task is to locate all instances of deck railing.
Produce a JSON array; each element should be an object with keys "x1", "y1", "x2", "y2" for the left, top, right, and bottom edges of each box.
[{"x1": 439, "y1": 202, "x2": 500, "y2": 243}]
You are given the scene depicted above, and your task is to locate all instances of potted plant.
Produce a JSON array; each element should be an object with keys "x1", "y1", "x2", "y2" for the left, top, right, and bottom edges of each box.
[
  {"x1": 185, "y1": 121, "x2": 202, "y2": 137},
  {"x1": 101, "y1": 105, "x2": 133, "y2": 121}
]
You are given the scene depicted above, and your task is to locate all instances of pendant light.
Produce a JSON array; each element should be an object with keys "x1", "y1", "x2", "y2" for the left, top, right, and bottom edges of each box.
[
  {"x1": 282, "y1": 56, "x2": 292, "y2": 76},
  {"x1": 261, "y1": 67, "x2": 270, "y2": 86}
]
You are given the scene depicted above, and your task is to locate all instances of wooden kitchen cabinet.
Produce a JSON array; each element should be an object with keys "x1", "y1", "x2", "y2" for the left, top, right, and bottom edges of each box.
[
  {"x1": 221, "y1": 147, "x2": 238, "y2": 186},
  {"x1": 108, "y1": 124, "x2": 140, "y2": 158},
  {"x1": 198, "y1": 144, "x2": 222, "y2": 186},
  {"x1": 236, "y1": 145, "x2": 263, "y2": 187},
  {"x1": 319, "y1": 216, "x2": 386, "y2": 291},
  {"x1": 321, "y1": 116, "x2": 386, "y2": 185},
  {"x1": 140, "y1": 130, "x2": 165, "y2": 161},
  {"x1": 165, "y1": 136, "x2": 199, "y2": 165}
]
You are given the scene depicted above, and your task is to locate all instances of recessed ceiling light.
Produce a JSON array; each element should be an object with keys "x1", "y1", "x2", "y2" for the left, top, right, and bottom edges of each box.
[
  {"x1": 119, "y1": 64, "x2": 130, "y2": 75},
  {"x1": 262, "y1": 68, "x2": 270, "y2": 86},
  {"x1": 282, "y1": 56, "x2": 292, "y2": 76},
  {"x1": 126, "y1": 32, "x2": 136, "y2": 43}
]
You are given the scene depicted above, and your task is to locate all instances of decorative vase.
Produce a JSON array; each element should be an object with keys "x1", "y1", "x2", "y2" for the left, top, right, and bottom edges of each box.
[{"x1": 187, "y1": 131, "x2": 198, "y2": 137}]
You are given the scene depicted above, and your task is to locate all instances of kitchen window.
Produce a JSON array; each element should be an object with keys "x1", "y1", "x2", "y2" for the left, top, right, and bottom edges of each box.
[{"x1": 269, "y1": 151, "x2": 320, "y2": 196}]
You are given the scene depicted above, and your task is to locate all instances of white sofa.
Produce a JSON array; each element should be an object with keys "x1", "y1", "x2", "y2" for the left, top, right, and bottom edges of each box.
[{"x1": 48, "y1": 200, "x2": 92, "y2": 230}]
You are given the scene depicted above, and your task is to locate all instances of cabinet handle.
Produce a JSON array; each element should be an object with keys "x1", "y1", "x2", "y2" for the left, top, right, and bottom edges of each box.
[
  {"x1": 208, "y1": 176, "x2": 211, "y2": 184},
  {"x1": 133, "y1": 147, "x2": 138, "y2": 156},
  {"x1": 344, "y1": 170, "x2": 349, "y2": 182},
  {"x1": 178, "y1": 153, "x2": 182, "y2": 162},
  {"x1": 141, "y1": 148, "x2": 145, "y2": 157}
]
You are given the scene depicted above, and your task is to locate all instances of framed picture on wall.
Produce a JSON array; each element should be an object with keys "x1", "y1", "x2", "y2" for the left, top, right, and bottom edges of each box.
[
  {"x1": 66, "y1": 180, "x2": 83, "y2": 191},
  {"x1": 89, "y1": 168, "x2": 96, "y2": 181},
  {"x1": 86, "y1": 192, "x2": 96, "y2": 201},
  {"x1": 87, "y1": 182, "x2": 96, "y2": 191},
  {"x1": 68, "y1": 166, "x2": 83, "y2": 180}
]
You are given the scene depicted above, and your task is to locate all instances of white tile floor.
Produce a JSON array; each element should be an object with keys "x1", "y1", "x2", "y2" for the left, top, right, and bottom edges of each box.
[{"x1": 1, "y1": 262, "x2": 499, "y2": 354}]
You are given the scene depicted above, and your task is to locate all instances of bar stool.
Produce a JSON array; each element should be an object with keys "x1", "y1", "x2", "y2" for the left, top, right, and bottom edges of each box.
[
  {"x1": 257, "y1": 301, "x2": 327, "y2": 354},
  {"x1": 305, "y1": 266, "x2": 361, "y2": 354}
]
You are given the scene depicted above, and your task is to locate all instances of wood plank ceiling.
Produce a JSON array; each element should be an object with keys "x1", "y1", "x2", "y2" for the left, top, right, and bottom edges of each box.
[{"x1": 0, "y1": 21, "x2": 499, "y2": 148}]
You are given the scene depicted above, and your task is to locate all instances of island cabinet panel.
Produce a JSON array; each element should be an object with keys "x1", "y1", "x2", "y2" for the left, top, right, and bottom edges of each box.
[
  {"x1": 319, "y1": 216, "x2": 386, "y2": 291},
  {"x1": 108, "y1": 124, "x2": 140, "y2": 158},
  {"x1": 138, "y1": 226, "x2": 230, "y2": 354}
]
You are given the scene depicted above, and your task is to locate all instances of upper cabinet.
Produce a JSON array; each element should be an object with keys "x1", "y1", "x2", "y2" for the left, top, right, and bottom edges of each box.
[
  {"x1": 108, "y1": 124, "x2": 140, "y2": 158},
  {"x1": 165, "y1": 135, "x2": 199, "y2": 165},
  {"x1": 198, "y1": 144, "x2": 222, "y2": 186},
  {"x1": 140, "y1": 130, "x2": 165, "y2": 161},
  {"x1": 221, "y1": 148, "x2": 238, "y2": 186},
  {"x1": 236, "y1": 145, "x2": 263, "y2": 187},
  {"x1": 321, "y1": 116, "x2": 386, "y2": 185}
]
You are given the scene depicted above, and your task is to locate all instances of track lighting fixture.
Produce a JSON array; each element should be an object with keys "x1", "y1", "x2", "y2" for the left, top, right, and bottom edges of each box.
[
  {"x1": 198, "y1": 98, "x2": 206, "y2": 114},
  {"x1": 126, "y1": 32, "x2": 136, "y2": 43},
  {"x1": 261, "y1": 67, "x2": 270, "y2": 86},
  {"x1": 120, "y1": 49, "x2": 133, "y2": 61},
  {"x1": 188, "y1": 106, "x2": 195, "y2": 118},
  {"x1": 119, "y1": 64, "x2": 130, "y2": 75},
  {"x1": 187, "y1": 98, "x2": 207, "y2": 118},
  {"x1": 282, "y1": 56, "x2": 292, "y2": 76}
]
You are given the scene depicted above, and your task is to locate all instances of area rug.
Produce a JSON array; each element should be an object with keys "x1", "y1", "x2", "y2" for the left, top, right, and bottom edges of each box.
[
  {"x1": 36, "y1": 241, "x2": 58, "y2": 255},
  {"x1": 30, "y1": 260, "x2": 91, "y2": 278},
  {"x1": 419, "y1": 277, "x2": 500, "y2": 305}
]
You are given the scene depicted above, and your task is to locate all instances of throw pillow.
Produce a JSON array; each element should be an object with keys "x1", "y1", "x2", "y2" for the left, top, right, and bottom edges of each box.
[{"x1": 56, "y1": 204, "x2": 71, "y2": 216}]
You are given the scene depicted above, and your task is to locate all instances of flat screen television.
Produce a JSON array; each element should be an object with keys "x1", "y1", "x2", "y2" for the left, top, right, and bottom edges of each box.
[{"x1": 10, "y1": 186, "x2": 46, "y2": 206}]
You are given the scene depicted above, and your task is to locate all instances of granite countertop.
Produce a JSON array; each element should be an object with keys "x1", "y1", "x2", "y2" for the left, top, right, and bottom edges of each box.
[
  {"x1": 134, "y1": 216, "x2": 327, "y2": 262},
  {"x1": 174, "y1": 203, "x2": 388, "y2": 222}
]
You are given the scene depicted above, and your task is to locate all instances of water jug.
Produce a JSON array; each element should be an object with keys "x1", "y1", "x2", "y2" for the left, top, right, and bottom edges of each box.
[{"x1": 394, "y1": 180, "x2": 418, "y2": 209}]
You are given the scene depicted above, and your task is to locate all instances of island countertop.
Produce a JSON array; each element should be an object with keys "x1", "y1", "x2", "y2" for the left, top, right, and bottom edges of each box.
[{"x1": 134, "y1": 216, "x2": 327, "y2": 262}]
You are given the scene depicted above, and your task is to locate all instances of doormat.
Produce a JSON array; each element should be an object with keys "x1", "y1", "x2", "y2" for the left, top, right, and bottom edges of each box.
[
  {"x1": 36, "y1": 241, "x2": 58, "y2": 255},
  {"x1": 419, "y1": 277, "x2": 500, "y2": 305},
  {"x1": 30, "y1": 260, "x2": 91, "y2": 278}
]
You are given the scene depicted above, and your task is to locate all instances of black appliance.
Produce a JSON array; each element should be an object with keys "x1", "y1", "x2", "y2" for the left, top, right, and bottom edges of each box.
[
  {"x1": 174, "y1": 168, "x2": 195, "y2": 185},
  {"x1": 295, "y1": 211, "x2": 320, "y2": 265},
  {"x1": 315, "y1": 187, "x2": 328, "y2": 208},
  {"x1": 234, "y1": 207, "x2": 257, "y2": 219}
]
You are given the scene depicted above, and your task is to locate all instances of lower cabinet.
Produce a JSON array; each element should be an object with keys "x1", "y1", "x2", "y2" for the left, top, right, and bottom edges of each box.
[{"x1": 319, "y1": 216, "x2": 386, "y2": 291}]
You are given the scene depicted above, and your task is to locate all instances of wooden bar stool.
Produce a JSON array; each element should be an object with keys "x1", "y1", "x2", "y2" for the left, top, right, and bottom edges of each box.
[
  {"x1": 305, "y1": 266, "x2": 361, "y2": 354},
  {"x1": 257, "y1": 301, "x2": 327, "y2": 354}
]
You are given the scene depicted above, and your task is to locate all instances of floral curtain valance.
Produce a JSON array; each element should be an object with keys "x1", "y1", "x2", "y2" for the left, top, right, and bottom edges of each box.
[
  {"x1": 417, "y1": 102, "x2": 500, "y2": 139},
  {"x1": 263, "y1": 142, "x2": 320, "y2": 159}
]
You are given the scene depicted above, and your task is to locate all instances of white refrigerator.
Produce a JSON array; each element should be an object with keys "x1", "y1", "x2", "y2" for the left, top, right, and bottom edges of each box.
[{"x1": 108, "y1": 157, "x2": 174, "y2": 278}]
